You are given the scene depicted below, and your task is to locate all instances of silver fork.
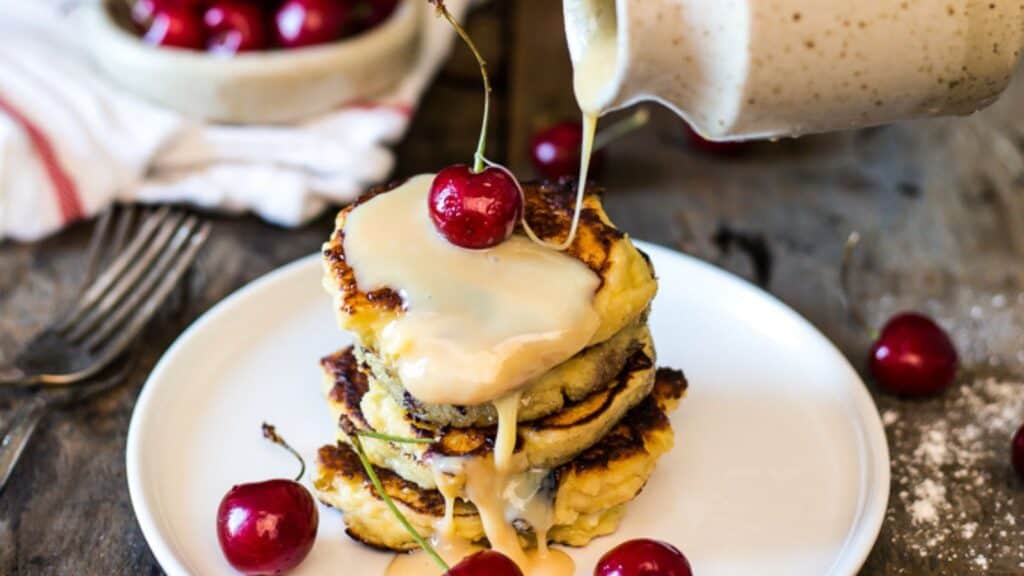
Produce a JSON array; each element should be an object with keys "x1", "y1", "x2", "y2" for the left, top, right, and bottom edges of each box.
[
  {"x1": 0, "y1": 350, "x2": 138, "y2": 493},
  {"x1": 0, "y1": 205, "x2": 211, "y2": 387}
]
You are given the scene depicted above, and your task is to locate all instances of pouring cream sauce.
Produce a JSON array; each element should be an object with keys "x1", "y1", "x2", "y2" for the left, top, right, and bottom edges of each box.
[
  {"x1": 563, "y1": 0, "x2": 619, "y2": 258},
  {"x1": 355, "y1": 31, "x2": 615, "y2": 569},
  {"x1": 565, "y1": 0, "x2": 1023, "y2": 140},
  {"x1": 347, "y1": 14, "x2": 625, "y2": 565}
]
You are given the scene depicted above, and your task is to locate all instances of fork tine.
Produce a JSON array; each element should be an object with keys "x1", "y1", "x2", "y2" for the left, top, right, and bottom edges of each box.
[
  {"x1": 109, "y1": 204, "x2": 137, "y2": 257},
  {"x1": 53, "y1": 206, "x2": 172, "y2": 332},
  {"x1": 79, "y1": 223, "x2": 211, "y2": 376},
  {"x1": 80, "y1": 216, "x2": 201, "y2": 350},
  {"x1": 63, "y1": 210, "x2": 186, "y2": 341},
  {"x1": 37, "y1": 222, "x2": 210, "y2": 387},
  {"x1": 82, "y1": 207, "x2": 115, "y2": 288}
]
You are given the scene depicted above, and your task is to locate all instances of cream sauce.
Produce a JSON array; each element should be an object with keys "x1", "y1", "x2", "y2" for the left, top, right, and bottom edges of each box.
[
  {"x1": 526, "y1": 548, "x2": 577, "y2": 576},
  {"x1": 385, "y1": 541, "x2": 484, "y2": 576},
  {"x1": 573, "y1": 114, "x2": 599, "y2": 247},
  {"x1": 568, "y1": 0, "x2": 619, "y2": 116},
  {"x1": 365, "y1": 55, "x2": 599, "y2": 576},
  {"x1": 461, "y1": 395, "x2": 529, "y2": 567},
  {"x1": 463, "y1": 457, "x2": 529, "y2": 567},
  {"x1": 369, "y1": 112, "x2": 594, "y2": 576},
  {"x1": 492, "y1": 393, "x2": 523, "y2": 472},
  {"x1": 552, "y1": 0, "x2": 610, "y2": 253},
  {"x1": 524, "y1": 113, "x2": 597, "y2": 254},
  {"x1": 386, "y1": 396, "x2": 575, "y2": 576},
  {"x1": 432, "y1": 461, "x2": 464, "y2": 540},
  {"x1": 343, "y1": 175, "x2": 601, "y2": 407}
]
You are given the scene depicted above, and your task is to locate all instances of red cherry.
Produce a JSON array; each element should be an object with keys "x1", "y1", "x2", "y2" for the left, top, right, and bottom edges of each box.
[
  {"x1": 529, "y1": 120, "x2": 606, "y2": 181},
  {"x1": 216, "y1": 479, "x2": 318, "y2": 575},
  {"x1": 428, "y1": 165, "x2": 522, "y2": 250},
  {"x1": 446, "y1": 551, "x2": 524, "y2": 576},
  {"x1": 274, "y1": 0, "x2": 353, "y2": 48},
  {"x1": 354, "y1": 0, "x2": 399, "y2": 30},
  {"x1": 1012, "y1": 424, "x2": 1024, "y2": 480},
  {"x1": 203, "y1": 1, "x2": 269, "y2": 54},
  {"x1": 134, "y1": 0, "x2": 209, "y2": 28},
  {"x1": 869, "y1": 312, "x2": 958, "y2": 397},
  {"x1": 684, "y1": 123, "x2": 746, "y2": 155},
  {"x1": 144, "y1": 5, "x2": 205, "y2": 49},
  {"x1": 595, "y1": 539, "x2": 693, "y2": 576}
]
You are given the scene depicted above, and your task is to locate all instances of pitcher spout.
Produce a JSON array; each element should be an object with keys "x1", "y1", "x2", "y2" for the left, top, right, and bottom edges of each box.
[{"x1": 564, "y1": 0, "x2": 1023, "y2": 141}]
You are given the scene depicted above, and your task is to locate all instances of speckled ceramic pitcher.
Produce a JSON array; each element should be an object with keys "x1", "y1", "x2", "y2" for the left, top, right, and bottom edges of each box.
[{"x1": 564, "y1": 0, "x2": 1024, "y2": 140}]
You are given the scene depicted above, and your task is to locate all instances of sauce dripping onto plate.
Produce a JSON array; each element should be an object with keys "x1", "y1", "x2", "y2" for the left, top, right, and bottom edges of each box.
[
  {"x1": 363, "y1": 7, "x2": 618, "y2": 571},
  {"x1": 384, "y1": 397, "x2": 575, "y2": 576}
]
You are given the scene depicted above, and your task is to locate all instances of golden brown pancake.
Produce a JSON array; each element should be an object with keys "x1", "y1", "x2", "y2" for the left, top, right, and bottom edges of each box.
[
  {"x1": 314, "y1": 366, "x2": 688, "y2": 551},
  {"x1": 355, "y1": 312, "x2": 650, "y2": 428},
  {"x1": 321, "y1": 179, "x2": 658, "y2": 380},
  {"x1": 321, "y1": 335, "x2": 657, "y2": 489}
]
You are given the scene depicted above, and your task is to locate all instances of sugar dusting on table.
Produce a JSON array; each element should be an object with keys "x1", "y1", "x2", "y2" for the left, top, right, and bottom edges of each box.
[
  {"x1": 882, "y1": 378, "x2": 1024, "y2": 572},
  {"x1": 886, "y1": 373, "x2": 1023, "y2": 571},
  {"x1": 867, "y1": 284, "x2": 1024, "y2": 573}
]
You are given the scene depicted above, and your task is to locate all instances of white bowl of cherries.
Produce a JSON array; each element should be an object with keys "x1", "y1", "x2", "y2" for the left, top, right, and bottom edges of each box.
[{"x1": 82, "y1": 0, "x2": 421, "y2": 124}]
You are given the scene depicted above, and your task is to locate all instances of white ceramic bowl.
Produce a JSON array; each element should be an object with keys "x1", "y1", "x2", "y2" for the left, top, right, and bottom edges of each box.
[{"x1": 82, "y1": 0, "x2": 421, "y2": 124}]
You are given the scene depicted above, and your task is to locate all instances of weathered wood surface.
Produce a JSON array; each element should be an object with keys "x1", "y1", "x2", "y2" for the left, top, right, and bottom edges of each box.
[{"x1": 2, "y1": 1, "x2": 1024, "y2": 573}]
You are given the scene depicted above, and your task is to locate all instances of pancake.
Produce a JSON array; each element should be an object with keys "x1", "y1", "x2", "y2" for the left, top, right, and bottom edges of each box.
[
  {"x1": 356, "y1": 312, "x2": 649, "y2": 428},
  {"x1": 322, "y1": 333, "x2": 656, "y2": 489},
  {"x1": 313, "y1": 366, "x2": 687, "y2": 551},
  {"x1": 321, "y1": 179, "x2": 658, "y2": 380}
]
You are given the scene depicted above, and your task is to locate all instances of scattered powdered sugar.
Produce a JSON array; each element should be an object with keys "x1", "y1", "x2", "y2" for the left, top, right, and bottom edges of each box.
[
  {"x1": 915, "y1": 431, "x2": 951, "y2": 468},
  {"x1": 837, "y1": 240, "x2": 1024, "y2": 571},
  {"x1": 879, "y1": 377, "x2": 1024, "y2": 572},
  {"x1": 882, "y1": 410, "x2": 901, "y2": 426},
  {"x1": 908, "y1": 478, "x2": 946, "y2": 525}
]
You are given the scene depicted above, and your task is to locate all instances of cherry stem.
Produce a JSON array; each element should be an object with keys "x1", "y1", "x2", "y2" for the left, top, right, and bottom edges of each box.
[
  {"x1": 482, "y1": 158, "x2": 559, "y2": 250},
  {"x1": 593, "y1": 108, "x2": 650, "y2": 151},
  {"x1": 432, "y1": 0, "x2": 490, "y2": 173},
  {"x1": 839, "y1": 231, "x2": 874, "y2": 338},
  {"x1": 357, "y1": 430, "x2": 437, "y2": 445},
  {"x1": 350, "y1": 434, "x2": 450, "y2": 573},
  {"x1": 262, "y1": 422, "x2": 306, "y2": 483}
]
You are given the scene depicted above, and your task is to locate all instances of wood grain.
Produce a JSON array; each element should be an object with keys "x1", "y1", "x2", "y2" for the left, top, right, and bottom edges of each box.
[{"x1": 2, "y1": 1, "x2": 1024, "y2": 574}]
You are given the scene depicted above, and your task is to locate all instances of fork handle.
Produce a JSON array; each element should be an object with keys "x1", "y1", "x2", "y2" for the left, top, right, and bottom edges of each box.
[{"x1": 0, "y1": 395, "x2": 51, "y2": 493}]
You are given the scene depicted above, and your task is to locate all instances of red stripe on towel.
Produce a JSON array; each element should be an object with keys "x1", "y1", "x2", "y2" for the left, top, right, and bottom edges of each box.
[
  {"x1": 345, "y1": 100, "x2": 414, "y2": 117},
  {"x1": 0, "y1": 94, "x2": 84, "y2": 224}
]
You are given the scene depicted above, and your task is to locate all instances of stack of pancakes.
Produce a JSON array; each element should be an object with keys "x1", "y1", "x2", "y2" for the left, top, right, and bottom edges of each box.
[{"x1": 314, "y1": 179, "x2": 687, "y2": 552}]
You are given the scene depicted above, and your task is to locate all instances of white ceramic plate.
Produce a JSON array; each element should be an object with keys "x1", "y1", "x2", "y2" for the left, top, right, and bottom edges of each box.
[{"x1": 127, "y1": 242, "x2": 889, "y2": 576}]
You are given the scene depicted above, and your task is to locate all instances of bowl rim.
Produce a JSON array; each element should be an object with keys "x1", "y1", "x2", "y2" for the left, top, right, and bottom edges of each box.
[{"x1": 90, "y1": 0, "x2": 420, "y2": 71}]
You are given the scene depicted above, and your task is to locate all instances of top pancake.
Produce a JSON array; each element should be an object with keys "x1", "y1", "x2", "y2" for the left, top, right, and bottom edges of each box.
[{"x1": 322, "y1": 178, "x2": 658, "y2": 358}]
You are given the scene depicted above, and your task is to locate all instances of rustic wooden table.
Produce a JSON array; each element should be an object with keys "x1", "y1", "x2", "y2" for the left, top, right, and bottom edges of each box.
[{"x1": 2, "y1": 2, "x2": 1024, "y2": 574}]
